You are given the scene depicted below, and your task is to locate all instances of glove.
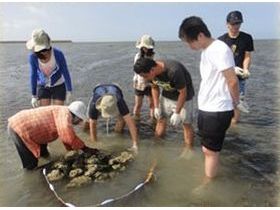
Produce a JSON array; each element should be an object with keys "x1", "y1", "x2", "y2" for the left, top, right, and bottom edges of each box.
[
  {"x1": 31, "y1": 96, "x2": 39, "y2": 108},
  {"x1": 242, "y1": 69, "x2": 250, "y2": 79},
  {"x1": 170, "y1": 112, "x2": 182, "y2": 126},
  {"x1": 65, "y1": 91, "x2": 72, "y2": 104},
  {"x1": 234, "y1": 67, "x2": 244, "y2": 77},
  {"x1": 237, "y1": 100, "x2": 250, "y2": 113},
  {"x1": 128, "y1": 144, "x2": 138, "y2": 155},
  {"x1": 154, "y1": 107, "x2": 162, "y2": 120}
]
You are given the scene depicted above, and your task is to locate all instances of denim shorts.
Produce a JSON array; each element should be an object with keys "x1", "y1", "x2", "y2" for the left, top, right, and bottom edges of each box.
[{"x1": 239, "y1": 79, "x2": 246, "y2": 97}]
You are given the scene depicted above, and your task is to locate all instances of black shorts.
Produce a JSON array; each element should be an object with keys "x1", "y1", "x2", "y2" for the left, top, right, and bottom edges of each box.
[
  {"x1": 197, "y1": 110, "x2": 233, "y2": 152},
  {"x1": 37, "y1": 83, "x2": 66, "y2": 101},
  {"x1": 134, "y1": 86, "x2": 151, "y2": 96}
]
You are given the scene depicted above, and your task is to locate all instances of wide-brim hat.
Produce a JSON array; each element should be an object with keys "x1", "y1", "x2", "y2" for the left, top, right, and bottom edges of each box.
[
  {"x1": 26, "y1": 29, "x2": 51, "y2": 52},
  {"x1": 96, "y1": 95, "x2": 119, "y2": 118},
  {"x1": 136, "y1": 34, "x2": 155, "y2": 49}
]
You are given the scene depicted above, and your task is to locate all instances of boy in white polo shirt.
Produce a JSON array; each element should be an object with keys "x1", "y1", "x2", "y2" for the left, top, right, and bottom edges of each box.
[{"x1": 179, "y1": 16, "x2": 240, "y2": 179}]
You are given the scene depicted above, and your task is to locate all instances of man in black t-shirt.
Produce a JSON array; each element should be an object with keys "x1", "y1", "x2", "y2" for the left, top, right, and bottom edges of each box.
[
  {"x1": 219, "y1": 10, "x2": 254, "y2": 124},
  {"x1": 134, "y1": 58, "x2": 195, "y2": 150}
]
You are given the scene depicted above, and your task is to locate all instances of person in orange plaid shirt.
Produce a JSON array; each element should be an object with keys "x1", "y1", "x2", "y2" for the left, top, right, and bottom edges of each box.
[{"x1": 8, "y1": 101, "x2": 96, "y2": 170}]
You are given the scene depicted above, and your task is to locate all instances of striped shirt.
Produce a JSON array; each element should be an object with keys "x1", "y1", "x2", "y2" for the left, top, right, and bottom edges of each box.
[{"x1": 8, "y1": 106, "x2": 85, "y2": 158}]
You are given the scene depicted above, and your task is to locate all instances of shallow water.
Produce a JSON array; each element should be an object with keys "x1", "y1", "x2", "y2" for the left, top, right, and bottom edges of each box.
[{"x1": 0, "y1": 40, "x2": 279, "y2": 206}]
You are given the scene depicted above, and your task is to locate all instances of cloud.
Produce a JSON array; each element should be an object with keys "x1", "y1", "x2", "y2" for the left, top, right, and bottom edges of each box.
[
  {"x1": 1, "y1": 18, "x2": 38, "y2": 40},
  {"x1": 3, "y1": 19, "x2": 37, "y2": 30},
  {"x1": 0, "y1": 4, "x2": 47, "y2": 40},
  {"x1": 24, "y1": 5, "x2": 48, "y2": 19}
]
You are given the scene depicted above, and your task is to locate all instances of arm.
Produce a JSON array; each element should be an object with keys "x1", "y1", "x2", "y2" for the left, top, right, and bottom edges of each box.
[
  {"x1": 175, "y1": 87, "x2": 187, "y2": 114},
  {"x1": 151, "y1": 84, "x2": 160, "y2": 108},
  {"x1": 89, "y1": 118, "x2": 97, "y2": 142},
  {"x1": 223, "y1": 68, "x2": 240, "y2": 106},
  {"x1": 59, "y1": 51, "x2": 73, "y2": 92},
  {"x1": 123, "y1": 114, "x2": 138, "y2": 148},
  {"x1": 29, "y1": 55, "x2": 38, "y2": 96},
  {"x1": 243, "y1": 51, "x2": 252, "y2": 71},
  {"x1": 56, "y1": 114, "x2": 85, "y2": 150}
]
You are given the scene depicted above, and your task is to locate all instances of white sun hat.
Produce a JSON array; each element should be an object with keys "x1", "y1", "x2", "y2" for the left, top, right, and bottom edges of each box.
[
  {"x1": 26, "y1": 29, "x2": 51, "y2": 52},
  {"x1": 68, "y1": 101, "x2": 87, "y2": 121},
  {"x1": 136, "y1": 34, "x2": 155, "y2": 49}
]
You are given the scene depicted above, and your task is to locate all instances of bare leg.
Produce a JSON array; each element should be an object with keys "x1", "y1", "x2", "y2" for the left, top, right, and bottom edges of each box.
[
  {"x1": 147, "y1": 95, "x2": 155, "y2": 119},
  {"x1": 133, "y1": 95, "x2": 143, "y2": 120},
  {"x1": 52, "y1": 99, "x2": 64, "y2": 105},
  {"x1": 155, "y1": 118, "x2": 166, "y2": 138},
  {"x1": 114, "y1": 116, "x2": 126, "y2": 133},
  {"x1": 202, "y1": 146, "x2": 220, "y2": 178},
  {"x1": 231, "y1": 108, "x2": 240, "y2": 125},
  {"x1": 39, "y1": 99, "x2": 51, "y2": 106},
  {"x1": 183, "y1": 123, "x2": 194, "y2": 149}
]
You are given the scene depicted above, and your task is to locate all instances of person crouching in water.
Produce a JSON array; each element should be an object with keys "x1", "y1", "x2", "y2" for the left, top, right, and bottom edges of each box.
[
  {"x1": 133, "y1": 58, "x2": 195, "y2": 151},
  {"x1": 7, "y1": 101, "x2": 97, "y2": 170},
  {"x1": 132, "y1": 35, "x2": 155, "y2": 121},
  {"x1": 86, "y1": 84, "x2": 138, "y2": 153}
]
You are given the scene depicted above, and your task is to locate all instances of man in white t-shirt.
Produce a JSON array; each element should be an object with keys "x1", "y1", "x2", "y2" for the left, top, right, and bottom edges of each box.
[{"x1": 179, "y1": 16, "x2": 240, "y2": 179}]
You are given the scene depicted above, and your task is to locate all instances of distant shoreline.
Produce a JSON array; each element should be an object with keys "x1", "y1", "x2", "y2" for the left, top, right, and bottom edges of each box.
[
  {"x1": 0, "y1": 39, "x2": 278, "y2": 44},
  {"x1": 0, "y1": 40, "x2": 72, "y2": 43}
]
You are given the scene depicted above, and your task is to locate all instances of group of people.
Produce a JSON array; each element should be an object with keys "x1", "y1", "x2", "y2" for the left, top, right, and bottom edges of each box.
[
  {"x1": 132, "y1": 10, "x2": 253, "y2": 179},
  {"x1": 8, "y1": 11, "x2": 254, "y2": 181}
]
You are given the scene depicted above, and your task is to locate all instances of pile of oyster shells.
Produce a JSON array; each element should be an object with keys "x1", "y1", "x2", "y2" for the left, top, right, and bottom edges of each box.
[{"x1": 46, "y1": 149, "x2": 134, "y2": 188}]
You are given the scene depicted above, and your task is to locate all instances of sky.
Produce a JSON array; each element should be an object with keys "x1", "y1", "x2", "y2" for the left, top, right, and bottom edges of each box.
[{"x1": 0, "y1": 2, "x2": 279, "y2": 42}]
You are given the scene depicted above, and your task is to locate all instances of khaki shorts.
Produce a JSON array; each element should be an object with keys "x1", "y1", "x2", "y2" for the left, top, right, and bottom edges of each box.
[{"x1": 159, "y1": 96, "x2": 193, "y2": 124}]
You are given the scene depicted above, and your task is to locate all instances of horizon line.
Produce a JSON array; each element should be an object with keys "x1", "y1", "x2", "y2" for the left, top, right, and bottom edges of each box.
[{"x1": 0, "y1": 38, "x2": 279, "y2": 43}]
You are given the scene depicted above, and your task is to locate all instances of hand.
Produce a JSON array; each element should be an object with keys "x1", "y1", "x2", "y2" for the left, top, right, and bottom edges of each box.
[
  {"x1": 234, "y1": 66, "x2": 244, "y2": 76},
  {"x1": 154, "y1": 107, "x2": 162, "y2": 120},
  {"x1": 31, "y1": 96, "x2": 39, "y2": 108},
  {"x1": 65, "y1": 91, "x2": 72, "y2": 104},
  {"x1": 170, "y1": 112, "x2": 181, "y2": 126},
  {"x1": 242, "y1": 69, "x2": 250, "y2": 79}
]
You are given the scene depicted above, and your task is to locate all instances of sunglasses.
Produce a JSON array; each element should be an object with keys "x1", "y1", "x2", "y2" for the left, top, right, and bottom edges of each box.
[
  {"x1": 35, "y1": 47, "x2": 51, "y2": 59},
  {"x1": 230, "y1": 22, "x2": 241, "y2": 26}
]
